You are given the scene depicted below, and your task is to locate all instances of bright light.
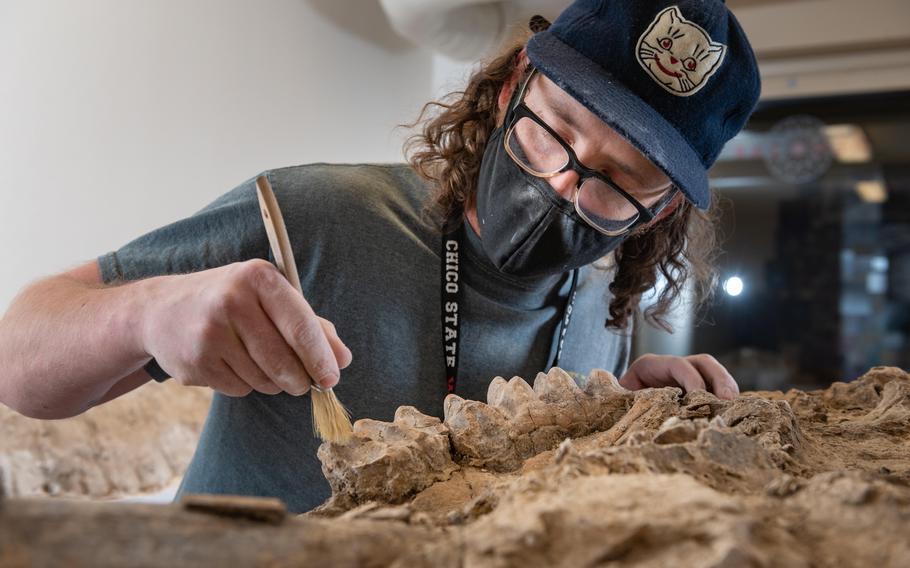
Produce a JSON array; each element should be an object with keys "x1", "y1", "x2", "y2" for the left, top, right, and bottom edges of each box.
[
  {"x1": 723, "y1": 276, "x2": 744, "y2": 297},
  {"x1": 855, "y1": 180, "x2": 888, "y2": 203},
  {"x1": 825, "y1": 124, "x2": 873, "y2": 163}
]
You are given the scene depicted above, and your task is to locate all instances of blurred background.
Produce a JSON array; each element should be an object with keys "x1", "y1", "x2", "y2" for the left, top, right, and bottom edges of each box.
[
  {"x1": 632, "y1": 0, "x2": 910, "y2": 391},
  {"x1": 1, "y1": 0, "x2": 908, "y2": 397}
]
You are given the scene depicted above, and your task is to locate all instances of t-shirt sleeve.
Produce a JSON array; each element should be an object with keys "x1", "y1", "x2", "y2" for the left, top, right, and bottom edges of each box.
[
  {"x1": 97, "y1": 171, "x2": 272, "y2": 381},
  {"x1": 97, "y1": 172, "x2": 270, "y2": 284}
]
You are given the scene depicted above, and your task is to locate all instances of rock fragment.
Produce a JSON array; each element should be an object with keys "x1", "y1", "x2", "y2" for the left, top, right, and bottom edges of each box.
[
  {"x1": 318, "y1": 406, "x2": 457, "y2": 507},
  {"x1": 652, "y1": 416, "x2": 708, "y2": 444}
]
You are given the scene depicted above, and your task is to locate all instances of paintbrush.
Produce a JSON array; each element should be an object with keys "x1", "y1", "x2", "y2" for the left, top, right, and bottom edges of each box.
[{"x1": 255, "y1": 175, "x2": 353, "y2": 444}]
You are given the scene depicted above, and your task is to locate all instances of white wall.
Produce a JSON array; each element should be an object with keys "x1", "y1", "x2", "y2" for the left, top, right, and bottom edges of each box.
[
  {"x1": 0, "y1": 0, "x2": 434, "y2": 313},
  {"x1": 432, "y1": 53, "x2": 475, "y2": 99}
]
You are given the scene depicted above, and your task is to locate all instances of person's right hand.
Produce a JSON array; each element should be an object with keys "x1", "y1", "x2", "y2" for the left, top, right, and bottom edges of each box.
[{"x1": 140, "y1": 259, "x2": 352, "y2": 397}]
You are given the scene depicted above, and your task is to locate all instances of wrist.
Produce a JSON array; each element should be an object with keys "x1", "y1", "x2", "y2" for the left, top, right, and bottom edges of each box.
[{"x1": 129, "y1": 274, "x2": 170, "y2": 360}]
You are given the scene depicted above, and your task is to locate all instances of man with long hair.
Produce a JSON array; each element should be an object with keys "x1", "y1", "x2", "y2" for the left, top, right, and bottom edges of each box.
[{"x1": 0, "y1": 0, "x2": 760, "y2": 512}]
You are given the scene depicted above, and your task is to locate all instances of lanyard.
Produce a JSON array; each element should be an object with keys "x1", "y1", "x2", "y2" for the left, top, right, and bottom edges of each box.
[{"x1": 440, "y1": 220, "x2": 579, "y2": 395}]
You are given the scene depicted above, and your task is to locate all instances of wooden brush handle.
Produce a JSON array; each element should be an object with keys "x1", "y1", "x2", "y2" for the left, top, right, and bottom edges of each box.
[
  {"x1": 255, "y1": 175, "x2": 329, "y2": 394},
  {"x1": 255, "y1": 175, "x2": 302, "y2": 295}
]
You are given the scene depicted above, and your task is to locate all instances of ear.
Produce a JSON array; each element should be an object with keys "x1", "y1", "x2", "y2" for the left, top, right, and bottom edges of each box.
[
  {"x1": 648, "y1": 5, "x2": 681, "y2": 31},
  {"x1": 663, "y1": 6, "x2": 683, "y2": 25},
  {"x1": 496, "y1": 48, "x2": 531, "y2": 124},
  {"x1": 703, "y1": 42, "x2": 727, "y2": 71}
]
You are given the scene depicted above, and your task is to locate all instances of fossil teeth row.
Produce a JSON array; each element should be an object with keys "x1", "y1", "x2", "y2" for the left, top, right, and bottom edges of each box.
[
  {"x1": 444, "y1": 367, "x2": 636, "y2": 472},
  {"x1": 318, "y1": 368, "x2": 638, "y2": 509},
  {"x1": 318, "y1": 366, "x2": 821, "y2": 509}
]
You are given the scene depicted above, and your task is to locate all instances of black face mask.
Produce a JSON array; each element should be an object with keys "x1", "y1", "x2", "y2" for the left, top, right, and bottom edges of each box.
[{"x1": 474, "y1": 125, "x2": 629, "y2": 278}]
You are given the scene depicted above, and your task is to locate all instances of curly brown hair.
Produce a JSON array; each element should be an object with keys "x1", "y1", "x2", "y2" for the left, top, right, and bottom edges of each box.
[{"x1": 403, "y1": 36, "x2": 722, "y2": 334}]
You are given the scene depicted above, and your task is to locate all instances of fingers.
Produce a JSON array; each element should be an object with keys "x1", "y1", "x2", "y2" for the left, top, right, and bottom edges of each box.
[
  {"x1": 254, "y1": 268, "x2": 345, "y2": 390},
  {"x1": 619, "y1": 355, "x2": 653, "y2": 390},
  {"x1": 231, "y1": 301, "x2": 314, "y2": 396},
  {"x1": 618, "y1": 368, "x2": 647, "y2": 391},
  {"x1": 686, "y1": 354, "x2": 739, "y2": 400},
  {"x1": 318, "y1": 317, "x2": 353, "y2": 370},
  {"x1": 212, "y1": 359, "x2": 254, "y2": 398},
  {"x1": 223, "y1": 327, "x2": 284, "y2": 395},
  {"x1": 667, "y1": 357, "x2": 707, "y2": 394},
  {"x1": 620, "y1": 354, "x2": 706, "y2": 394},
  {"x1": 620, "y1": 353, "x2": 740, "y2": 400},
  {"x1": 152, "y1": 261, "x2": 351, "y2": 398}
]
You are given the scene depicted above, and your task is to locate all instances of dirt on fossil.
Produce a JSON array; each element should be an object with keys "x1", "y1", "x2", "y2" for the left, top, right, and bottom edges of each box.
[
  {"x1": 1, "y1": 367, "x2": 908, "y2": 567},
  {"x1": 310, "y1": 366, "x2": 910, "y2": 567}
]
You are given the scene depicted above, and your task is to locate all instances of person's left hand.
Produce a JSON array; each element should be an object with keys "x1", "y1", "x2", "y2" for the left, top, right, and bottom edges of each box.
[{"x1": 619, "y1": 353, "x2": 740, "y2": 400}]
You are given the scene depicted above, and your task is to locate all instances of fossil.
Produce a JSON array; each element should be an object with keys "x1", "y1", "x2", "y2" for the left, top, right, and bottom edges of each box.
[{"x1": 2, "y1": 366, "x2": 909, "y2": 567}]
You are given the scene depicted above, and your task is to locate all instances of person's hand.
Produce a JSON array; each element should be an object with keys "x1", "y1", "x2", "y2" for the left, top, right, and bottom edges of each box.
[
  {"x1": 141, "y1": 259, "x2": 352, "y2": 397},
  {"x1": 619, "y1": 353, "x2": 739, "y2": 400}
]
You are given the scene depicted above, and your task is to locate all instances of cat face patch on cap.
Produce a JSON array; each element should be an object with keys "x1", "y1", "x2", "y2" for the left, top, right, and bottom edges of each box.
[{"x1": 636, "y1": 6, "x2": 727, "y2": 97}]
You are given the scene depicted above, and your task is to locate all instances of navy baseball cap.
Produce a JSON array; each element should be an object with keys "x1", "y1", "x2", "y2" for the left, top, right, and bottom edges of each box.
[{"x1": 526, "y1": 0, "x2": 761, "y2": 210}]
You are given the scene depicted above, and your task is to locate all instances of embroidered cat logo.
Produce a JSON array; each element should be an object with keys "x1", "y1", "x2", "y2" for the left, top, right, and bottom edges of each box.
[{"x1": 636, "y1": 6, "x2": 727, "y2": 97}]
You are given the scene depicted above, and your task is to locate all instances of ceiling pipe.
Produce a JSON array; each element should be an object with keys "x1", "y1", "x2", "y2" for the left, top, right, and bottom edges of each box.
[{"x1": 379, "y1": 0, "x2": 569, "y2": 61}]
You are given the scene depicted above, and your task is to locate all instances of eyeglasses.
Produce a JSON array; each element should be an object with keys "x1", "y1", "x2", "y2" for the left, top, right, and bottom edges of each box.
[{"x1": 503, "y1": 68, "x2": 678, "y2": 236}]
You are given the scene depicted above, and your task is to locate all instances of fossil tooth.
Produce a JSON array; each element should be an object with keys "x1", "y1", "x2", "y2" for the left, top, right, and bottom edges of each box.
[
  {"x1": 486, "y1": 377, "x2": 508, "y2": 408},
  {"x1": 533, "y1": 367, "x2": 581, "y2": 403},
  {"x1": 584, "y1": 368, "x2": 627, "y2": 398},
  {"x1": 444, "y1": 394, "x2": 465, "y2": 424},
  {"x1": 445, "y1": 398, "x2": 518, "y2": 471},
  {"x1": 352, "y1": 418, "x2": 389, "y2": 439},
  {"x1": 318, "y1": 409, "x2": 457, "y2": 505},
  {"x1": 487, "y1": 376, "x2": 535, "y2": 418},
  {"x1": 394, "y1": 406, "x2": 446, "y2": 434}
]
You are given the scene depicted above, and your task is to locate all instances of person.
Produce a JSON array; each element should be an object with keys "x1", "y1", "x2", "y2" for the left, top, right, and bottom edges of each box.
[{"x1": 0, "y1": 0, "x2": 760, "y2": 512}]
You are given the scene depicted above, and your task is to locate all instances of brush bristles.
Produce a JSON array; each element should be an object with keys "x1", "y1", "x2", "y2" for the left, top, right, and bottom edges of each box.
[{"x1": 310, "y1": 388, "x2": 353, "y2": 444}]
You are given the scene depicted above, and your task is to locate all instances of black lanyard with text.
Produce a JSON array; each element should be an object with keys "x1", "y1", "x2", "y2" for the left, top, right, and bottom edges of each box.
[{"x1": 440, "y1": 220, "x2": 579, "y2": 395}]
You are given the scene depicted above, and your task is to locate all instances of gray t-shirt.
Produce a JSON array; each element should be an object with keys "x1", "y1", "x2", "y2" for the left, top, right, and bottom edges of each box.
[{"x1": 97, "y1": 163, "x2": 631, "y2": 512}]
